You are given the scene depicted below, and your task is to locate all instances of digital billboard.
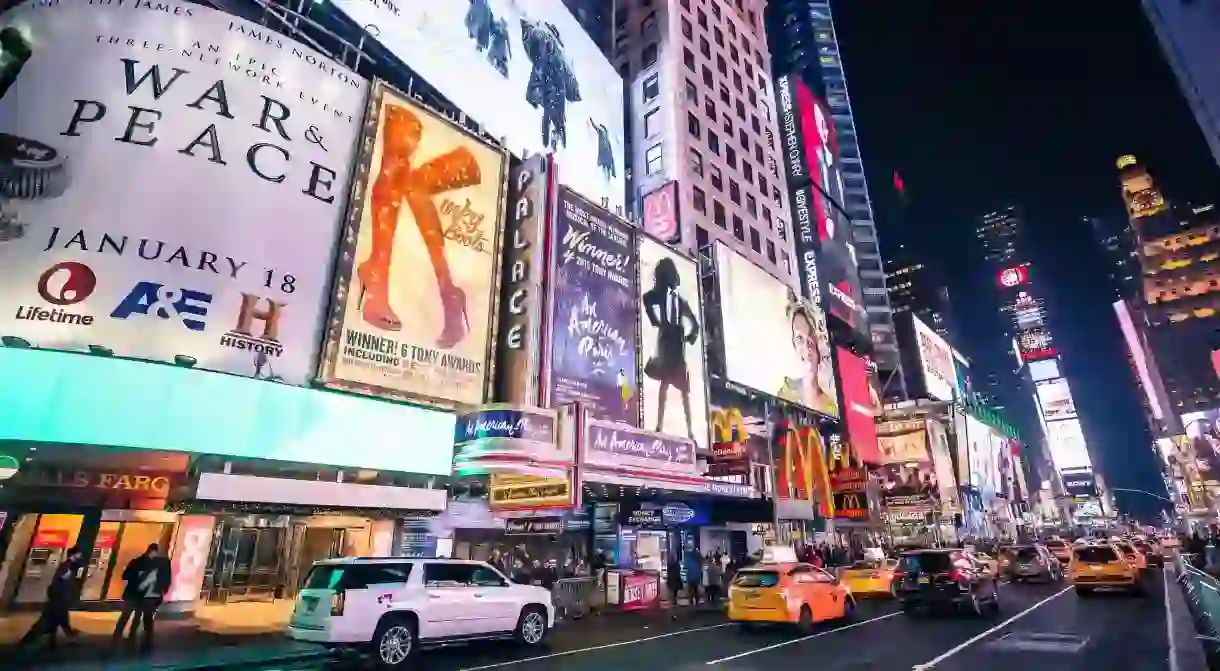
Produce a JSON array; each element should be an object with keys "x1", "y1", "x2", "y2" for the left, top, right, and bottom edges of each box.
[
  {"x1": 715, "y1": 243, "x2": 838, "y2": 418},
  {"x1": 1114, "y1": 299, "x2": 1166, "y2": 421},
  {"x1": 1028, "y1": 358, "x2": 1062, "y2": 382},
  {"x1": 1061, "y1": 469, "x2": 1097, "y2": 499},
  {"x1": 774, "y1": 74, "x2": 867, "y2": 337},
  {"x1": 0, "y1": 0, "x2": 368, "y2": 385},
  {"x1": 1017, "y1": 326, "x2": 1056, "y2": 360},
  {"x1": 836, "y1": 347, "x2": 881, "y2": 464},
  {"x1": 1045, "y1": 419, "x2": 1093, "y2": 471},
  {"x1": 997, "y1": 265, "x2": 1029, "y2": 288},
  {"x1": 1011, "y1": 291, "x2": 1044, "y2": 329},
  {"x1": 641, "y1": 181, "x2": 681, "y2": 244},
  {"x1": 319, "y1": 84, "x2": 507, "y2": 409},
  {"x1": 1035, "y1": 378, "x2": 1078, "y2": 421},
  {"x1": 1183, "y1": 408, "x2": 1220, "y2": 484},
  {"x1": 329, "y1": 0, "x2": 626, "y2": 214},
  {"x1": 912, "y1": 314, "x2": 957, "y2": 401}
]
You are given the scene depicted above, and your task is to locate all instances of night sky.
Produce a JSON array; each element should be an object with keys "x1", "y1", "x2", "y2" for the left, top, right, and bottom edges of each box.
[{"x1": 832, "y1": 0, "x2": 1220, "y2": 521}]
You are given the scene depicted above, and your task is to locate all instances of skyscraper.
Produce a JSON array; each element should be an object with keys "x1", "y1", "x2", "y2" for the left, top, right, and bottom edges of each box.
[
  {"x1": 885, "y1": 245, "x2": 956, "y2": 343},
  {"x1": 764, "y1": 0, "x2": 904, "y2": 392},
  {"x1": 1086, "y1": 214, "x2": 1142, "y2": 303},
  {"x1": 1142, "y1": 0, "x2": 1220, "y2": 171},
  {"x1": 615, "y1": 0, "x2": 796, "y2": 283}
]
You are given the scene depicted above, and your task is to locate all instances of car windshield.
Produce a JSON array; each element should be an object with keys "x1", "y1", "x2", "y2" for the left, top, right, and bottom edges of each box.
[
  {"x1": 1115, "y1": 543, "x2": 1135, "y2": 554},
  {"x1": 733, "y1": 571, "x2": 780, "y2": 588},
  {"x1": 303, "y1": 564, "x2": 345, "y2": 590},
  {"x1": 849, "y1": 560, "x2": 882, "y2": 570},
  {"x1": 1075, "y1": 547, "x2": 1119, "y2": 563},
  {"x1": 1007, "y1": 547, "x2": 1039, "y2": 560},
  {"x1": 899, "y1": 552, "x2": 955, "y2": 573}
]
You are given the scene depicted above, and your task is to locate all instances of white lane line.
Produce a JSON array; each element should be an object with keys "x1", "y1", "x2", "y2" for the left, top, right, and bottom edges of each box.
[
  {"x1": 910, "y1": 585, "x2": 1073, "y2": 670},
  {"x1": 703, "y1": 611, "x2": 902, "y2": 665},
  {"x1": 1166, "y1": 568, "x2": 1180, "y2": 671},
  {"x1": 458, "y1": 622, "x2": 735, "y2": 671}
]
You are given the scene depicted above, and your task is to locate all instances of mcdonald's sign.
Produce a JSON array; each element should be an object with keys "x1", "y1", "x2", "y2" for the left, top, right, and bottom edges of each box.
[
  {"x1": 774, "y1": 420, "x2": 834, "y2": 518},
  {"x1": 833, "y1": 491, "x2": 868, "y2": 519}
]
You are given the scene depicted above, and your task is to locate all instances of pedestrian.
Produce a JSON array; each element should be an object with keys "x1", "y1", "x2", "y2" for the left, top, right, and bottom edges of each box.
[
  {"x1": 706, "y1": 557, "x2": 723, "y2": 603},
  {"x1": 112, "y1": 543, "x2": 171, "y2": 651},
  {"x1": 666, "y1": 555, "x2": 684, "y2": 607},
  {"x1": 18, "y1": 545, "x2": 83, "y2": 652}
]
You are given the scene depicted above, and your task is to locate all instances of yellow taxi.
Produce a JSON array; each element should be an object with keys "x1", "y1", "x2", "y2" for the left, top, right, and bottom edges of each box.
[
  {"x1": 1111, "y1": 538, "x2": 1148, "y2": 572},
  {"x1": 728, "y1": 547, "x2": 856, "y2": 632},
  {"x1": 1045, "y1": 538, "x2": 1072, "y2": 564},
  {"x1": 839, "y1": 558, "x2": 900, "y2": 598},
  {"x1": 1069, "y1": 542, "x2": 1144, "y2": 596}
]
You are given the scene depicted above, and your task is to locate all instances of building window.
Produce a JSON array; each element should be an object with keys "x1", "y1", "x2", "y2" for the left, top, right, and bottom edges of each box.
[
  {"x1": 745, "y1": 194, "x2": 757, "y2": 217},
  {"x1": 713, "y1": 28, "x2": 723, "y2": 46},
  {"x1": 716, "y1": 55, "x2": 727, "y2": 75},
  {"x1": 697, "y1": 225, "x2": 709, "y2": 250},
  {"x1": 742, "y1": 161, "x2": 753, "y2": 182},
  {"x1": 729, "y1": 45, "x2": 739, "y2": 64},
  {"x1": 733, "y1": 72, "x2": 743, "y2": 92},
  {"x1": 710, "y1": 165, "x2": 723, "y2": 190},
  {"x1": 729, "y1": 180, "x2": 740, "y2": 204},
  {"x1": 693, "y1": 185, "x2": 707, "y2": 213},
  {"x1": 781, "y1": 250, "x2": 791, "y2": 274},
  {"x1": 702, "y1": 66, "x2": 713, "y2": 87},
  {"x1": 689, "y1": 148, "x2": 704, "y2": 176},
  {"x1": 732, "y1": 214, "x2": 745, "y2": 240},
  {"x1": 738, "y1": 129, "x2": 749, "y2": 149},
  {"x1": 681, "y1": 17, "x2": 692, "y2": 39},
  {"x1": 685, "y1": 79, "x2": 698, "y2": 104},
  {"x1": 642, "y1": 12, "x2": 659, "y2": 38},
  {"x1": 707, "y1": 131, "x2": 720, "y2": 155},
  {"x1": 645, "y1": 143, "x2": 663, "y2": 174},
  {"x1": 777, "y1": 218, "x2": 787, "y2": 240},
  {"x1": 725, "y1": 146, "x2": 736, "y2": 169},
  {"x1": 697, "y1": 9, "x2": 707, "y2": 28},
  {"x1": 700, "y1": 36, "x2": 711, "y2": 58},
  {"x1": 720, "y1": 85, "x2": 731, "y2": 104},
  {"x1": 705, "y1": 97, "x2": 716, "y2": 119},
  {"x1": 759, "y1": 175, "x2": 768, "y2": 197},
  {"x1": 722, "y1": 113, "x2": 733, "y2": 134},
  {"x1": 748, "y1": 88, "x2": 757, "y2": 106},
  {"x1": 683, "y1": 48, "x2": 695, "y2": 71},
  {"x1": 766, "y1": 239, "x2": 776, "y2": 263},
  {"x1": 643, "y1": 74, "x2": 660, "y2": 103},
  {"x1": 755, "y1": 143, "x2": 764, "y2": 164},
  {"x1": 644, "y1": 108, "x2": 661, "y2": 137},
  {"x1": 773, "y1": 185, "x2": 782, "y2": 204},
  {"x1": 749, "y1": 227, "x2": 761, "y2": 252},
  {"x1": 687, "y1": 112, "x2": 701, "y2": 138},
  {"x1": 714, "y1": 200, "x2": 727, "y2": 228},
  {"x1": 642, "y1": 43, "x2": 658, "y2": 68},
  {"x1": 751, "y1": 115, "x2": 761, "y2": 134}
]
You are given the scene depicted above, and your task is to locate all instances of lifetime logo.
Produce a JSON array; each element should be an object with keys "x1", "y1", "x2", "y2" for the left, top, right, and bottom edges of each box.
[{"x1": 14, "y1": 261, "x2": 99, "y2": 326}]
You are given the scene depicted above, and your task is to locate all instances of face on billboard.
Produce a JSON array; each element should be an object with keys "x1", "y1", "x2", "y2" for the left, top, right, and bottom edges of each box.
[
  {"x1": 1036, "y1": 378, "x2": 1077, "y2": 421},
  {"x1": 836, "y1": 347, "x2": 880, "y2": 464},
  {"x1": 329, "y1": 0, "x2": 625, "y2": 215},
  {"x1": 912, "y1": 316, "x2": 956, "y2": 401},
  {"x1": 716, "y1": 243, "x2": 838, "y2": 418},
  {"x1": 1045, "y1": 419, "x2": 1092, "y2": 471},
  {"x1": 545, "y1": 188, "x2": 638, "y2": 424},
  {"x1": 320, "y1": 84, "x2": 507, "y2": 407},
  {"x1": 638, "y1": 237, "x2": 709, "y2": 449},
  {"x1": 0, "y1": 0, "x2": 367, "y2": 384},
  {"x1": 641, "y1": 182, "x2": 681, "y2": 244}
]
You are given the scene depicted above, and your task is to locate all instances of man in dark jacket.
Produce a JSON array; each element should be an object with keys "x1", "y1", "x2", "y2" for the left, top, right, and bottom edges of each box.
[
  {"x1": 17, "y1": 545, "x2": 82, "y2": 651},
  {"x1": 112, "y1": 543, "x2": 171, "y2": 650}
]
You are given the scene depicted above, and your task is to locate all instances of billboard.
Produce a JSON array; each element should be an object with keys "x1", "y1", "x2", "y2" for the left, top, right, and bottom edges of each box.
[
  {"x1": 1183, "y1": 408, "x2": 1220, "y2": 484},
  {"x1": 775, "y1": 74, "x2": 867, "y2": 336},
  {"x1": 997, "y1": 265, "x2": 1029, "y2": 288},
  {"x1": 912, "y1": 314, "x2": 957, "y2": 401},
  {"x1": 926, "y1": 419, "x2": 960, "y2": 510},
  {"x1": 319, "y1": 84, "x2": 506, "y2": 408},
  {"x1": 0, "y1": 0, "x2": 367, "y2": 385},
  {"x1": 1028, "y1": 358, "x2": 1062, "y2": 382},
  {"x1": 641, "y1": 181, "x2": 681, "y2": 244},
  {"x1": 1017, "y1": 326, "x2": 1056, "y2": 360},
  {"x1": 638, "y1": 237, "x2": 709, "y2": 449},
  {"x1": 1010, "y1": 291, "x2": 1045, "y2": 329},
  {"x1": 1045, "y1": 419, "x2": 1093, "y2": 471},
  {"x1": 715, "y1": 243, "x2": 838, "y2": 417},
  {"x1": 328, "y1": 0, "x2": 625, "y2": 215},
  {"x1": 836, "y1": 347, "x2": 881, "y2": 464},
  {"x1": 1114, "y1": 299, "x2": 1166, "y2": 421},
  {"x1": 1061, "y1": 469, "x2": 1097, "y2": 499},
  {"x1": 707, "y1": 390, "x2": 771, "y2": 481},
  {"x1": 496, "y1": 155, "x2": 554, "y2": 405},
  {"x1": 774, "y1": 419, "x2": 834, "y2": 519},
  {"x1": 544, "y1": 188, "x2": 638, "y2": 424},
  {"x1": 1035, "y1": 378, "x2": 1078, "y2": 421},
  {"x1": 876, "y1": 421, "x2": 937, "y2": 508}
]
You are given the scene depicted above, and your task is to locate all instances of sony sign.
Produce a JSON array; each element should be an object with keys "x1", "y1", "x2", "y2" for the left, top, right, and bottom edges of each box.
[{"x1": 495, "y1": 154, "x2": 552, "y2": 405}]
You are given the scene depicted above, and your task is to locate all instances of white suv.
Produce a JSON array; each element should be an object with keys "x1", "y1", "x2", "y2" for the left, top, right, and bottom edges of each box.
[{"x1": 287, "y1": 557, "x2": 555, "y2": 667}]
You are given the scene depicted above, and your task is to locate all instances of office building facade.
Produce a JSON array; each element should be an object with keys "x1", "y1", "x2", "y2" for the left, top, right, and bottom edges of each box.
[{"x1": 1142, "y1": 0, "x2": 1220, "y2": 171}]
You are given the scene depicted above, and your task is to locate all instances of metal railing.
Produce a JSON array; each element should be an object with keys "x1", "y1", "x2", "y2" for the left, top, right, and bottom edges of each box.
[
  {"x1": 551, "y1": 576, "x2": 604, "y2": 621},
  {"x1": 1177, "y1": 552, "x2": 1220, "y2": 669}
]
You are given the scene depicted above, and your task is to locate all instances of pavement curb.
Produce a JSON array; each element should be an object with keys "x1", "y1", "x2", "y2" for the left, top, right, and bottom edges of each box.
[{"x1": 147, "y1": 649, "x2": 336, "y2": 671}]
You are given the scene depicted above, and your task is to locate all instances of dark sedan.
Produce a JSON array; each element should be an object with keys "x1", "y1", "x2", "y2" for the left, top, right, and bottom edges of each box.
[{"x1": 894, "y1": 549, "x2": 1000, "y2": 617}]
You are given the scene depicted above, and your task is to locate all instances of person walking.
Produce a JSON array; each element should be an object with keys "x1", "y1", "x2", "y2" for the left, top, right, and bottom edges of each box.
[
  {"x1": 706, "y1": 556, "x2": 723, "y2": 604},
  {"x1": 112, "y1": 543, "x2": 171, "y2": 651},
  {"x1": 17, "y1": 545, "x2": 83, "y2": 652}
]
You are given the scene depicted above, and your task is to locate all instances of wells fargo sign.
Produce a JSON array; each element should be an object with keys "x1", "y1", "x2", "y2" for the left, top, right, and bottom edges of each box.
[
  {"x1": 34, "y1": 470, "x2": 175, "y2": 496},
  {"x1": 774, "y1": 420, "x2": 834, "y2": 517}
]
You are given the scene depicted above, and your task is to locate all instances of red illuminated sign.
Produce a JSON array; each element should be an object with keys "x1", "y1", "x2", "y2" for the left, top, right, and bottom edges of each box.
[{"x1": 997, "y1": 266, "x2": 1028, "y2": 288}]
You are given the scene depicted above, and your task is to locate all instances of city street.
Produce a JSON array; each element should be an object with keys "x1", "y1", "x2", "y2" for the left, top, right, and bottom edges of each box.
[{"x1": 270, "y1": 574, "x2": 1176, "y2": 671}]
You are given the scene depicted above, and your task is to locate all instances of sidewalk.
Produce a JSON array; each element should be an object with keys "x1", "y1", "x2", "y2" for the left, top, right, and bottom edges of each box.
[
  {"x1": 0, "y1": 601, "x2": 330, "y2": 670},
  {"x1": 1168, "y1": 563, "x2": 1212, "y2": 671}
]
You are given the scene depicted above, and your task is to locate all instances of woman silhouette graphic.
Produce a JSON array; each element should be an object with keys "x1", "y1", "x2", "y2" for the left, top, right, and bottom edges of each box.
[{"x1": 642, "y1": 257, "x2": 699, "y2": 440}]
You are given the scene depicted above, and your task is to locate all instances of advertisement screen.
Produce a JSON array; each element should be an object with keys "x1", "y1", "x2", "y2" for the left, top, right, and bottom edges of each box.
[
  {"x1": 329, "y1": 0, "x2": 625, "y2": 214},
  {"x1": 1036, "y1": 378, "x2": 1078, "y2": 420},
  {"x1": 1061, "y1": 469, "x2": 1097, "y2": 499},
  {"x1": 1114, "y1": 299, "x2": 1166, "y2": 420},
  {"x1": 641, "y1": 182, "x2": 681, "y2": 244},
  {"x1": 876, "y1": 422, "x2": 937, "y2": 507},
  {"x1": 1017, "y1": 326, "x2": 1056, "y2": 360},
  {"x1": 775, "y1": 75, "x2": 866, "y2": 335},
  {"x1": 836, "y1": 347, "x2": 881, "y2": 464},
  {"x1": 913, "y1": 315, "x2": 957, "y2": 401},
  {"x1": 1045, "y1": 419, "x2": 1093, "y2": 471},
  {"x1": 545, "y1": 188, "x2": 638, "y2": 424},
  {"x1": 926, "y1": 419, "x2": 960, "y2": 508},
  {"x1": 0, "y1": 0, "x2": 366, "y2": 385},
  {"x1": 319, "y1": 84, "x2": 506, "y2": 408},
  {"x1": 1028, "y1": 358, "x2": 1062, "y2": 382},
  {"x1": 708, "y1": 390, "x2": 771, "y2": 480},
  {"x1": 1010, "y1": 291, "x2": 1044, "y2": 329},
  {"x1": 997, "y1": 266, "x2": 1029, "y2": 288},
  {"x1": 715, "y1": 243, "x2": 838, "y2": 417},
  {"x1": 1183, "y1": 408, "x2": 1220, "y2": 484},
  {"x1": 638, "y1": 237, "x2": 709, "y2": 449}
]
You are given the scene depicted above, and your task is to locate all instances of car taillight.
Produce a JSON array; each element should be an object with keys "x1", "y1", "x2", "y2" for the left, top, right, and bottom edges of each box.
[
  {"x1": 331, "y1": 591, "x2": 345, "y2": 616},
  {"x1": 892, "y1": 571, "x2": 905, "y2": 580},
  {"x1": 945, "y1": 570, "x2": 965, "y2": 582}
]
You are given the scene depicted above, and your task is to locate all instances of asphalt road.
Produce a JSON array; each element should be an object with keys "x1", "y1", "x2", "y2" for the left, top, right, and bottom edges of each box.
[{"x1": 271, "y1": 572, "x2": 1175, "y2": 671}]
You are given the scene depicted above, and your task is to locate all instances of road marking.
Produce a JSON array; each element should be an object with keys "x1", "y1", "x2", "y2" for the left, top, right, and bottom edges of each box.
[
  {"x1": 458, "y1": 622, "x2": 735, "y2": 670},
  {"x1": 910, "y1": 585, "x2": 1072, "y2": 670},
  {"x1": 703, "y1": 611, "x2": 902, "y2": 665},
  {"x1": 1166, "y1": 567, "x2": 1180, "y2": 671}
]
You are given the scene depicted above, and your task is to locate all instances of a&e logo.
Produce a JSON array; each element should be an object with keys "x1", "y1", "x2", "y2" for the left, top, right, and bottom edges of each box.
[{"x1": 110, "y1": 281, "x2": 212, "y2": 331}]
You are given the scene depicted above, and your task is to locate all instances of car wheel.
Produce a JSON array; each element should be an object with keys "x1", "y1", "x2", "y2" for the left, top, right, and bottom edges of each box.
[
  {"x1": 797, "y1": 605, "x2": 815, "y2": 634},
  {"x1": 515, "y1": 605, "x2": 549, "y2": 647},
  {"x1": 969, "y1": 590, "x2": 983, "y2": 617},
  {"x1": 890, "y1": 581, "x2": 899, "y2": 599},
  {"x1": 988, "y1": 586, "x2": 1001, "y2": 615},
  {"x1": 842, "y1": 596, "x2": 856, "y2": 621},
  {"x1": 373, "y1": 615, "x2": 417, "y2": 669}
]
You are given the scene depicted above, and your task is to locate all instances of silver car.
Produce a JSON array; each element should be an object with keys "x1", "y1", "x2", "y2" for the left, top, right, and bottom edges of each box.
[{"x1": 1000, "y1": 545, "x2": 1062, "y2": 582}]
